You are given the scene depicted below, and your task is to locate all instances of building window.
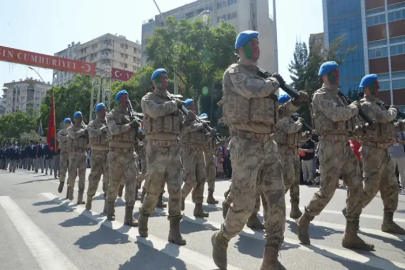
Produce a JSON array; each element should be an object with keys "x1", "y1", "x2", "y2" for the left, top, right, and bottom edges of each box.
[
  {"x1": 121, "y1": 53, "x2": 124, "y2": 58},
  {"x1": 124, "y1": 63, "x2": 128, "y2": 68},
  {"x1": 227, "y1": 0, "x2": 237, "y2": 5},
  {"x1": 217, "y1": 14, "x2": 227, "y2": 23},
  {"x1": 388, "y1": 9, "x2": 405, "y2": 22},
  {"x1": 392, "y1": 71, "x2": 405, "y2": 79},
  {"x1": 390, "y1": 44, "x2": 405, "y2": 56},
  {"x1": 185, "y1": 11, "x2": 194, "y2": 19},
  {"x1": 388, "y1": 2, "x2": 405, "y2": 11},
  {"x1": 379, "y1": 81, "x2": 390, "y2": 91},
  {"x1": 366, "y1": 14, "x2": 386, "y2": 26},
  {"x1": 227, "y1": 12, "x2": 237, "y2": 20},
  {"x1": 134, "y1": 48, "x2": 138, "y2": 54},
  {"x1": 369, "y1": 47, "x2": 388, "y2": 59},
  {"x1": 390, "y1": 35, "x2": 405, "y2": 45},
  {"x1": 393, "y1": 79, "x2": 405, "y2": 90},
  {"x1": 366, "y1": 7, "x2": 385, "y2": 16},
  {"x1": 368, "y1": 39, "x2": 387, "y2": 49},
  {"x1": 217, "y1": 1, "x2": 226, "y2": 9},
  {"x1": 205, "y1": 5, "x2": 213, "y2": 11}
]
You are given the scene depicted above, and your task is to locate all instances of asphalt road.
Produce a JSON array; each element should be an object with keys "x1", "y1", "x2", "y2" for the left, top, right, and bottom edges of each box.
[{"x1": 0, "y1": 168, "x2": 404, "y2": 270}]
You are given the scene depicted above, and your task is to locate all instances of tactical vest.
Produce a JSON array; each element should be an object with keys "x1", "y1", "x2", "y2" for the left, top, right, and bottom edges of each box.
[
  {"x1": 312, "y1": 91, "x2": 355, "y2": 136},
  {"x1": 59, "y1": 130, "x2": 69, "y2": 151},
  {"x1": 222, "y1": 64, "x2": 278, "y2": 126},
  {"x1": 67, "y1": 136, "x2": 88, "y2": 150},
  {"x1": 274, "y1": 131, "x2": 300, "y2": 147},
  {"x1": 180, "y1": 131, "x2": 206, "y2": 146},
  {"x1": 89, "y1": 121, "x2": 109, "y2": 147},
  {"x1": 110, "y1": 128, "x2": 136, "y2": 144},
  {"x1": 144, "y1": 114, "x2": 181, "y2": 135},
  {"x1": 360, "y1": 101, "x2": 396, "y2": 143}
]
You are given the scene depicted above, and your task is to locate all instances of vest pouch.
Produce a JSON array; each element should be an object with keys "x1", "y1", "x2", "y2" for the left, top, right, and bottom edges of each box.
[
  {"x1": 172, "y1": 116, "x2": 181, "y2": 133},
  {"x1": 164, "y1": 116, "x2": 173, "y2": 133},
  {"x1": 249, "y1": 97, "x2": 275, "y2": 125},
  {"x1": 152, "y1": 117, "x2": 164, "y2": 133},
  {"x1": 223, "y1": 93, "x2": 250, "y2": 124}
]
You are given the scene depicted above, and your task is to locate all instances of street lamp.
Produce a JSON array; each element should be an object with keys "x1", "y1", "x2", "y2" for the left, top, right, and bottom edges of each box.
[{"x1": 28, "y1": 67, "x2": 46, "y2": 83}]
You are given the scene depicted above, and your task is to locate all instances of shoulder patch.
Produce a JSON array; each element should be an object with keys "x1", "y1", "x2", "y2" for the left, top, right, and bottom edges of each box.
[{"x1": 234, "y1": 73, "x2": 246, "y2": 82}]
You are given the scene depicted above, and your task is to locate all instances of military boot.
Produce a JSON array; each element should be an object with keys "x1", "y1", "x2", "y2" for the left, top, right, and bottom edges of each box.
[
  {"x1": 207, "y1": 190, "x2": 219, "y2": 204},
  {"x1": 77, "y1": 191, "x2": 86, "y2": 205},
  {"x1": 124, "y1": 206, "x2": 138, "y2": 227},
  {"x1": 247, "y1": 212, "x2": 265, "y2": 230},
  {"x1": 222, "y1": 201, "x2": 230, "y2": 219},
  {"x1": 260, "y1": 243, "x2": 286, "y2": 270},
  {"x1": 156, "y1": 193, "x2": 167, "y2": 208},
  {"x1": 107, "y1": 201, "x2": 115, "y2": 221},
  {"x1": 102, "y1": 198, "x2": 108, "y2": 215},
  {"x1": 57, "y1": 182, "x2": 64, "y2": 193},
  {"x1": 194, "y1": 203, "x2": 209, "y2": 218},
  {"x1": 296, "y1": 210, "x2": 312, "y2": 245},
  {"x1": 140, "y1": 188, "x2": 146, "y2": 203},
  {"x1": 181, "y1": 197, "x2": 185, "y2": 211},
  {"x1": 67, "y1": 187, "x2": 74, "y2": 201},
  {"x1": 381, "y1": 212, "x2": 405, "y2": 235},
  {"x1": 85, "y1": 196, "x2": 92, "y2": 210},
  {"x1": 168, "y1": 217, "x2": 186, "y2": 245},
  {"x1": 211, "y1": 231, "x2": 229, "y2": 270},
  {"x1": 342, "y1": 221, "x2": 374, "y2": 251},
  {"x1": 290, "y1": 201, "x2": 302, "y2": 219},
  {"x1": 118, "y1": 185, "x2": 124, "y2": 198},
  {"x1": 138, "y1": 211, "x2": 149, "y2": 237}
]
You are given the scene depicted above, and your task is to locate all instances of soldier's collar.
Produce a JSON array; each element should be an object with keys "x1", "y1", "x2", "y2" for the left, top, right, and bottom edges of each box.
[
  {"x1": 365, "y1": 95, "x2": 378, "y2": 101},
  {"x1": 237, "y1": 59, "x2": 257, "y2": 71},
  {"x1": 322, "y1": 83, "x2": 339, "y2": 93},
  {"x1": 154, "y1": 89, "x2": 169, "y2": 98}
]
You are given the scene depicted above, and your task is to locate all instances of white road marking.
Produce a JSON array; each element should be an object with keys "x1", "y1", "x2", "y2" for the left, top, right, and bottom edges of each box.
[
  {"x1": 40, "y1": 192, "x2": 242, "y2": 270},
  {"x1": 0, "y1": 196, "x2": 79, "y2": 270}
]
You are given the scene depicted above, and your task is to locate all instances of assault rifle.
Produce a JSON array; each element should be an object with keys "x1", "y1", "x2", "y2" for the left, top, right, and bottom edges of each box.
[
  {"x1": 376, "y1": 101, "x2": 405, "y2": 119},
  {"x1": 337, "y1": 92, "x2": 375, "y2": 126},
  {"x1": 257, "y1": 67, "x2": 301, "y2": 100},
  {"x1": 291, "y1": 114, "x2": 312, "y2": 132},
  {"x1": 126, "y1": 100, "x2": 143, "y2": 137}
]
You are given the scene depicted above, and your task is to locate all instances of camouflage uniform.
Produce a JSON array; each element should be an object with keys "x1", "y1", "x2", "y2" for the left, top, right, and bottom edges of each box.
[
  {"x1": 204, "y1": 142, "x2": 219, "y2": 204},
  {"x1": 359, "y1": 95, "x2": 405, "y2": 234},
  {"x1": 274, "y1": 116, "x2": 305, "y2": 219},
  {"x1": 66, "y1": 123, "x2": 88, "y2": 204},
  {"x1": 138, "y1": 90, "x2": 186, "y2": 245},
  {"x1": 297, "y1": 83, "x2": 374, "y2": 251},
  {"x1": 211, "y1": 58, "x2": 296, "y2": 269},
  {"x1": 106, "y1": 106, "x2": 139, "y2": 226},
  {"x1": 86, "y1": 115, "x2": 109, "y2": 212},
  {"x1": 180, "y1": 116, "x2": 210, "y2": 218},
  {"x1": 58, "y1": 129, "x2": 69, "y2": 190}
]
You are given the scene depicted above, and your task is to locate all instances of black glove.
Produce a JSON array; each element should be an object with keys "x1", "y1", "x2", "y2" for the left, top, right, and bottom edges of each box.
[
  {"x1": 210, "y1": 128, "x2": 217, "y2": 138},
  {"x1": 130, "y1": 120, "x2": 139, "y2": 128},
  {"x1": 185, "y1": 111, "x2": 195, "y2": 122},
  {"x1": 271, "y1": 73, "x2": 285, "y2": 87},
  {"x1": 202, "y1": 122, "x2": 209, "y2": 129},
  {"x1": 176, "y1": 99, "x2": 184, "y2": 109}
]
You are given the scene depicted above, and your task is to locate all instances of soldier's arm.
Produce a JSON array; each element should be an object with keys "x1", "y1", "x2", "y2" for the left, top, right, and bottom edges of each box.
[
  {"x1": 276, "y1": 118, "x2": 303, "y2": 134},
  {"x1": 313, "y1": 92, "x2": 358, "y2": 122},
  {"x1": 107, "y1": 113, "x2": 131, "y2": 135},
  {"x1": 182, "y1": 120, "x2": 203, "y2": 134},
  {"x1": 67, "y1": 126, "x2": 85, "y2": 139},
  {"x1": 88, "y1": 121, "x2": 104, "y2": 137},
  {"x1": 228, "y1": 70, "x2": 280, "y2": 99},
  {"x1": 394, "y1": 120, "x2": 405, "y2": 132},
  {"x1": 278, "y1": 100, "x2": 299, "y2": 119},
  {"x1": 141, "y1": 97, "x2": 178, "y2": 118},
  {"x1": 361, "y1": 101, "x2": 396, "y2": 123}
]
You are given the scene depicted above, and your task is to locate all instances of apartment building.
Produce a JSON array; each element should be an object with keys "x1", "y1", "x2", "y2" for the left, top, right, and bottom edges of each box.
[
  {"x1": 53, "y1": 33, "x2": 142, "y2": 86},
  {"x1": 2, "y1": 78, "x2": 52, "y2": 115},
  {"x1": 141, "y1": 0, "x2": 277, "y2": 72},
  {"x1": 323, "y1": 0, "x2": 405, "y2": 106},
  {"x1": 309, "y1": 32, "x2": 325, "y2": 48}
]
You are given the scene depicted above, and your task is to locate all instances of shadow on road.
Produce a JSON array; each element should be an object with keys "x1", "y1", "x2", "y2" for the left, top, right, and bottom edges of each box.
[
  {"x1": 59, "y1": 213, "x2": 101, "y2": 227},
  {"x1": 74, "y1": 224, "x2": 131, "y2": 250},
  {"x1": 16, "y1": 178, "x2": 55, "y2": 185},
  {"x1": 180, "y1": 215, "x2": 218, "y2": 234},
  {"x1": 287, "y1": 219, "x2": 340, "y2": 240}
]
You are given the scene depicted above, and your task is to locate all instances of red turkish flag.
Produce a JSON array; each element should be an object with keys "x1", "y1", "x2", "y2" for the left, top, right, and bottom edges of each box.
[{"x1": 47, "y1": 93, "x2": 57, "y2": 152}]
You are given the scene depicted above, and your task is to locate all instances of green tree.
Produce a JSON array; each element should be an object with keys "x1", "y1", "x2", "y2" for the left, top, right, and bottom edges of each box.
[
  {"x1": 0, "y1": 109, "x2": 39, "y2": 145},
  {"x1": 145, "y1": 17, "x2": 237, "y2": 108},
  {"x1": 288, "y1": 41, "x2": 308, "y2": 90},
  {"x1": 19, "y1": 130, "x2": 42, "y2": 145},
  {"x1": 40, "y1": 75, "x2": 92, "y2": 131}
]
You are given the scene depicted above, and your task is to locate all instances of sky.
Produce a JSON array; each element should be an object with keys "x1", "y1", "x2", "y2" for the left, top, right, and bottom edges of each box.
[{"x1": 0, "y1": 0, "x2": 323, "y2": 95}]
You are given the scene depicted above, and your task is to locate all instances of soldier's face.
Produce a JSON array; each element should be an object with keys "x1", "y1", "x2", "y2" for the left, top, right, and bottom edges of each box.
[
  {"x1": 64, "y1": 122, "x2": 72, "y2": 128},
  {"x1": 120, "y1": 94, "x2": 128, "y2": 107},
  {"x1": 325, "y1": 68, "x2": 340, "y2": 86},
  {"x1": 366, "y1": 80, "x2": 380, "y2": 96},
  {"x1": 242, "y1": 38, "x2": 260, "y2": 62},
  {"x1": 76, "y1": 115, "x2": 82, "y2": 124},
  {"x1": 189, "y1": 102, "x2": 196, "y2": 112},
  {"x1": 154, "y1": 74, "x2": 168, "y2": 90},
  {"x1": 98, "y1": 107, "x2": 106, "y2": 118}
]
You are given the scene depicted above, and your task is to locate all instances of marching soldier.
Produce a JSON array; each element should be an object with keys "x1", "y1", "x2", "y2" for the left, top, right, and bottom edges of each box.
[
  {"x1": 211, "y1": 30, "x2": 307, "y2": 270},
  {"x1": 138, "y1": 68, "x2": 186, "y2": 245},
  {"x1": 51, "y1": 137, "x2": 60, "y2": 179},
  {"x1": 296, "y1": 61, "x2": 374, "y2": 251},
  {"x1": 86, "y1": 103, "x2": 109, "y2": 213},
  {"x1": 357, "y1": 74, "x2": 405, "y2": 234},
  {"x1": 180, "y1": 98, "x2": 210, "y2": 218},
  {"x1": 57, "y1": 118, "x2": 71, "y2": 193},
  {"x1": 275, "y1": 94, "x2": 307, "y2": 219},
  {"x1": 66, "y1": 112, "x2": 88, "y2": 204},
  {"x1": 106, "y1": 90, "x2": 139, "y2": 227}
]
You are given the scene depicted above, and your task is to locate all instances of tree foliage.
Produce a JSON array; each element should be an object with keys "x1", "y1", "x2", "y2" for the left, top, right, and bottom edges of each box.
[
  {"x1": 0, "y1": 109, "x2": 39, "y2": 145},
  {"x1": 40, "y1": 75, "x2": 92, "y2": 129},
  {"x1": 288, "y1": 41, "x2": 308, "y2": 90},
  {"x1": 19, "y1": 130, "x2": 43, "y2": 145},
  {"x1": 145, "y1": 17, "x2": 237, "y2": 113}
]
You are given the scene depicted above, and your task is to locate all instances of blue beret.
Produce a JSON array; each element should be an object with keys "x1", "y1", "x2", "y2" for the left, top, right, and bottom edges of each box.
[
  {"x1": 318, "y1": 61, "x2": 339, "y2": 76},
  {"x1": 184, "y1": 98, "x2": 194, "y2": 107},
  {"x1": 235, "y1": 30, "x2": 259, "y2": 50},
  {"x1": 359, "y1": 74, "x2": 378, "y2": 88},
  {"x1": 278, "y1": 93, "x2": 291, "y2": 104},
  {"x1": 95, "y1": 103, "x2": 105, "y2": 113},
  {"x1": 151, "y1": 68, "x2": 168, "y2": 81},
  {"x1": 63, "y1": 118, "x2": 72, "y2": 123},
  {"x1": 115, "y1": 90, "x2": 128, "y2": 101},
  {"x1": 200, "y1": 113, "x2": 208, "y2": 119},
  {"x1": 73, "y1": 111, "x2": 82, "y2": 119}
]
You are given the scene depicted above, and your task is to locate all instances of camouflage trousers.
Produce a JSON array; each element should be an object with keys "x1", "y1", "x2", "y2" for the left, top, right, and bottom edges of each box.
[
  {"x1": 107, "y1": 147, "x2": 138, "y2": 207},
  {"x1": 67, "y1": 151, "x2": 87, "y2": 193},
  {"x1": 361, "y1": 144, "x2": 398, "y2": 213},
  {"x1": 181, "y1": 147, "x2": 207, "y2": 204},
  {"x1": 221, "y1": 136, "x2": 285, "y2": 245},
  {"x1": 141, "y1": 141, "x2": 183, "y2": 220},
  {"x1": 87, "y1": 149, "x2": 109, "y2": 198},
  {"x1": 53, "y1": 155, "x2": 60, "y2": 177},
  {"x1": 279, "y1": 145, "x2": 300, "y2": 203},
  {"x1": 137, "y1": 155, "x2": 147, "y2": 188},
  {"x1": 60, "y1": 151, "x2": 69, "y2": 183},
  {"x1": 306, "y1": 140, "x2": 363, "y2": 222},
  {"x1": 205, "y1": 153, "x2": 216, "y2": 192},
  {"x1": 225, "y1": 181, "x2": 265, "y2": 216}
]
